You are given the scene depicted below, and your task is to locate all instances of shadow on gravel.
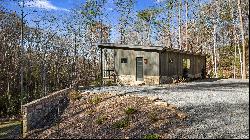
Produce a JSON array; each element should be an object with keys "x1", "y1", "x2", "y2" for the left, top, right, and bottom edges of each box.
[
  {"x1": 194, "y1": 78, "x2": 222, "y2": 82},
  {"x1": 172, "y1": 102, "x2": 249, "y2": 139},
  {"x1": 144, "y1": 81, "x2": 249, "y2": 93}
]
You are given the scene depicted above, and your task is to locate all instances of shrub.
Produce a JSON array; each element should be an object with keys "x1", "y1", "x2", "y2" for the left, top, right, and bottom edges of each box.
[
  {"x1": 89, "y1": 96, "x2": 101, "y2": 104},
  {"x1": 91, "y1": 76, "x2": 102, "y2": 86},
  {"x1": 106, "y1": 81, "x2": 113, "y2": 86},
  {"x1": 143, "y1": 134, "x2": 160, "y2": 139},
  {"x1": 124, "y1": 107, "x2": 137, "y2": 115},
  {"x1": 113, "y1": 117, "x2": 129, "y2": 128},
  {"x1": 68, "y1": 90, "x2": 82, "y2": 102},
  {"x1": 95, "y1": 116, "x2": 107, "y2": 125},
  {"x1": 86, "y1": 109, "x2": 95, "y2": 115},
  {"x1": 147, "y1": 112, "x2": 158, "y2": 122}
]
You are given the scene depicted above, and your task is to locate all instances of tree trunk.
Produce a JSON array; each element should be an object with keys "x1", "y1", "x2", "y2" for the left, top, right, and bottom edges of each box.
[
  {"x1": 234, "y1": 43, "x2": 237, "y2": 79},
  {"x1": 185, "y1": 0, "x2": 188, "y2": 51},
  {"x1": 237, "y1": 35, "x2": 243, "y2": 78},
  {"x1": 213, "y1": 23, "x2": 218, "y2": 78},
  {"x1": 20, "y1": 0, "x2": 24, "y2": 107},
  {"x1": 178, "y1": 0, "x2": 182, "y2": 50},
  {"x1": 229, "y1": 0, "x2": 236, "y2": 79},
  {"x1": 237, "y1": 0, "x2": 246, "y2": 79}
]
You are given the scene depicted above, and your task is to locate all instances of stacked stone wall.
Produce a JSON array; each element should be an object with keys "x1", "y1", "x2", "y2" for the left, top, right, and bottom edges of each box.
[{"x1": 22, "y1": 88, "x2": 71, "y2": 137}]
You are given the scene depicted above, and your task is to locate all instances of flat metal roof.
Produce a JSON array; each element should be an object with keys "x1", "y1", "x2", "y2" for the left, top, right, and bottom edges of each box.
[
  {"x1": 98, "y1": 43, "x2": 163, "y2": 51},
  {"x1": 98, "y1": 43, "x2": 206, "y2": 56}
]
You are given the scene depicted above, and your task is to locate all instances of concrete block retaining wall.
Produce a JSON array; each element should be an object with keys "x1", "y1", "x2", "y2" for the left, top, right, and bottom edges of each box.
[{"x1": 22, "y1": 88, "x2": 71, "y2": 137}]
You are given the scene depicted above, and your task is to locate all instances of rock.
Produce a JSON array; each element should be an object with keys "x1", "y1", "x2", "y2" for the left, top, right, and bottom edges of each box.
[
  {"x1": 148, "y1": 96, "x2": 160, "y2": 101},
  {"x1": 176, "y1": 112, "x2": 187, "y2": 120},
  {"x1": 154, "y1": 101, "x2": 169, "y2": 106},
  {"x1": 167, "y1": 104, "x2": 177, "y2": 110}
]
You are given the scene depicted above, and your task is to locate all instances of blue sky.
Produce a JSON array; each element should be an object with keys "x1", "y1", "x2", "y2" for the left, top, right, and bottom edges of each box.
[
  {"x1": 2, "y1": 0, "x2": 210, "y2": 42},
  {"x1": 2, "y1": 0, "x2": 161, "y2": 41},
  {"x1": 3, "y1": 0, "x2": 158, "y2": 24}
]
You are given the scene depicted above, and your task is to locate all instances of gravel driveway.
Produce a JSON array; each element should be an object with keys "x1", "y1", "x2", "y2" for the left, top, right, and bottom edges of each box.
[{"x1": 82, "y1": 78, "x2": 249, "y2": 139}]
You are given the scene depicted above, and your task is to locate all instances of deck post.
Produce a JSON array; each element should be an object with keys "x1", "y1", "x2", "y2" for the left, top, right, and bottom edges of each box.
[{"x1": 100, "y1": 47, "x2": 103, "y2": 86}]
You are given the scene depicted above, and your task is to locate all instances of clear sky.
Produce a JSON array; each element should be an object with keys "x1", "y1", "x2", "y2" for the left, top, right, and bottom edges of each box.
[
  {"x1": 2, "y1": 0, "x2": 162, "y2": 41},
  {"x1": 2, "y1": 0, "x2": 210, "y2": 42},
  {"x1": 3, "y1": 0, "x2": 159, "y2": 25}
]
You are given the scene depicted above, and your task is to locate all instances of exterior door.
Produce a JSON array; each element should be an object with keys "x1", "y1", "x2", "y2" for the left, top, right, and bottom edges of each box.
[{"x1": 136, "y1": 57, "x2": 143, "y2": 81}]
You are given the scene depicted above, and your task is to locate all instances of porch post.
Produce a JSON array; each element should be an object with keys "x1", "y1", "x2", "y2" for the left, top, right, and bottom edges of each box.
[{"x1": 100, "y1": 47, "x2": 103, "y2": 86}]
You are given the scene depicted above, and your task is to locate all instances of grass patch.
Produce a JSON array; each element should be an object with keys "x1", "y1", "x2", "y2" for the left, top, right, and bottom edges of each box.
[
  {"x1": 147, "y1": 112, "x2": 159, "y2": 122},
  {"x1": 124, "y1": 107, "x2": 137, "y2": 115},
  {"x1": 68, "y1": 90, "x2": 82, "y2": 102},
  {"x1": 113, "y1": 117, "x2": 130, "y2": 128},
  {"x1": 86, "y1": 109, "x2": 96, "y2": 115},
  {"x1": 143, "y1": 134, "x2": 160, "y2": 139},
  {"x1": 0, "y1": 120, "x2": 21, "y2": 139},
  {"x1": 89, "y1": 96, "x2": 102, "y2": 104},
  {"x1": 95, "y1": 116, "x2": 107, "y2": 125}
]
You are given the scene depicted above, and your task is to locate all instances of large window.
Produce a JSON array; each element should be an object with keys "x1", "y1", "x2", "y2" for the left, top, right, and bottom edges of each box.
[
  {"x1": 121, "y1": 58, "x2": 128, "y2": 63},
  {"x1": 183, "y1": 59, "x2": 190, "y2": 69}
]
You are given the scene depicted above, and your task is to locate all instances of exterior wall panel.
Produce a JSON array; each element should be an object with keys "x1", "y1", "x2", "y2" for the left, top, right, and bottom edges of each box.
[
  {"x1": 115, "y1": 48, "x2": 159, "y2": 85},
  {"x1": 112, "y1": 46, "x2": 206, "y2": 85}
]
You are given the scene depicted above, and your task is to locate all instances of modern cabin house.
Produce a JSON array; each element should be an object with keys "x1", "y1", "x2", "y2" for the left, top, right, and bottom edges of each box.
[{"x1": 98, "y1": 43, "x2": 206, "y2": 85}]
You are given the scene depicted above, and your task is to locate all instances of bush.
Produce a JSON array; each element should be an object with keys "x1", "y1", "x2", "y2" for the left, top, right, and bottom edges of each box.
[
  {"x1": 143, "y1": 134, "x2": 160, "y2": 139},
  {"x1": 89, "y1": 96, "x2": 101, "y2": 104},
  {"x1": 218, "y1": 70, "x2": 224, "y2": 78},
  {"x1": 113, "y1": 117, "x2": 129, "y2": 128},
  {"x1": 106, "y1": 81, "x2": 113, "y2": 86},
  {"x1": 147, "y1": 112, "x2": 158, "y2": 122},
  {"x1": 91, "y1": 76, "x2": 102, "y2": 86},
  {"x1": 68, "y1": 90, "x2": 82, "y2": 102},
  {"x1": 0, "y1": 94, "x2": 20, "y2": 117},
  {"x1": 95, "y1": 115, "x2": 107, "y2": 125},
  {"x1": 124, "y1": 107, "x2": 137, "y2": 115}
]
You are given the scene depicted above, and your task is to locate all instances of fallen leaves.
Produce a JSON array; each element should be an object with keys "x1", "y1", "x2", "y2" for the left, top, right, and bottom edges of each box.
[{"x1": 28, "y1": 92, "x2": 188, "y2": 139}]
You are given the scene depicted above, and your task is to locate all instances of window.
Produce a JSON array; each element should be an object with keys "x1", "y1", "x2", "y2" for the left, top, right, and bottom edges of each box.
[
  {"x1": 183, "y1": 59, "x2": 190, "y2": 69},
  {"x1": 121, "y1": 58, "x2": 128, "y2": 63}
]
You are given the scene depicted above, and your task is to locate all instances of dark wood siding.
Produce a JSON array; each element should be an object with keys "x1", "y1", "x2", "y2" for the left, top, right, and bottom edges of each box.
[{"x1": 160, "y1": 51, "x2": 206, "y2": 78}]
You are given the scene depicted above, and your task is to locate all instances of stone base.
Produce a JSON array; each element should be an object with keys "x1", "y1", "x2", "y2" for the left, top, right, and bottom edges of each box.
[
  {"x1": 160, "y1": 75, "x2": 180, "y2": 84},
  {"x1": 144, "y1": 76, "x2": 160, "y2": 85},
  {"x1": 194, "y1": 73, "x2": 202, "y2": 78},
  {"x1": 118, "y1": 75, "x2": 135, "y2": 85},
  {"x1": 118, "y1": 75, "x2": 159, "y2": 85}
]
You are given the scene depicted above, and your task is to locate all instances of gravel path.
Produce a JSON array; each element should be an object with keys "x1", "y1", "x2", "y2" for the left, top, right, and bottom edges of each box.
[{"x1": 81, "y1": 78, "x2": 249, "y2": 139}]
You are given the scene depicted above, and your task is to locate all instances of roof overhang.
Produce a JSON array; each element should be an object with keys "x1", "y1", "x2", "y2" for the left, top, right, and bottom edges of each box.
[
  {"x1": 98, "y1": 43, "x2": 163, "y2": 51},
  {"x1": 98, "y1": 43, "x2": 207, "y2": 56}
]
